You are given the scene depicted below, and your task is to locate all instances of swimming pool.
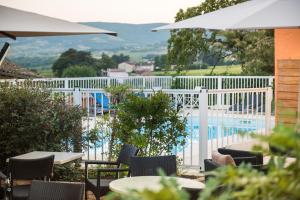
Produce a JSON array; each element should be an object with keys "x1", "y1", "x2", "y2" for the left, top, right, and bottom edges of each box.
[
  {"x1": 185, "y1": 115, "x2": 273, "y2": 141},
  {"x1": 83, "y1": 114, "x2": 274, "y2": 161}
]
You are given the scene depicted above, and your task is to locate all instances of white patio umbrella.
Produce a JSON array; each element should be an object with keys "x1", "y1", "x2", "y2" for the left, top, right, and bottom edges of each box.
[
  {"x1": 0, "y1": 5, "x2": 117, "y2": 40},
  {"x1": 0, "y1": 5, "x2": 117, "y2": 65},
  {"x1": 153, "y1": 0, "x2": 300, "y2": 127},
  {"x1": 153, "y1": 0, "x2": 300, "y2": 31}
]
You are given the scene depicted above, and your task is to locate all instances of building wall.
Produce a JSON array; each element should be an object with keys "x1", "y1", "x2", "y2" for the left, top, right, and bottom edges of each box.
[
  {"x1": 275, "y1": 28, "x2": 300, "y2": 125},
  {"x1": 118, "y1": 62, "x2": 135, "y2": 73}
]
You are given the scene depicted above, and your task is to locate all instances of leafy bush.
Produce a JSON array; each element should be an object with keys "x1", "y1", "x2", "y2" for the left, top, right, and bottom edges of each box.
[
  {"x1": 108, "y1": 90, "x2": 187, "y2": 157},
  {"x1": 0, "y1": 85, "x2": 85, "y2": 172}
]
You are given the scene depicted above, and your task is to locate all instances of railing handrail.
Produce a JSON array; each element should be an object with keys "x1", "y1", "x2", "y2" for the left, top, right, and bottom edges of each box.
[
  {"x1": 50, "y1": 87, "x2": 270, "y2": 94},
  {"x1": 0, "y1": 75, "x2": 274, "y2": 82}
]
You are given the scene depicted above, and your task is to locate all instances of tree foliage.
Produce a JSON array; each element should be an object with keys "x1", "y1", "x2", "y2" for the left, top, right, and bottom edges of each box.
[
  {"x1": 52, "y1": 49, "x2": 130, "y2": 77},
  {"x1": 52, "y1": 48, "x2": 97, "y2": 77},
  {"x1": 96, "y1": 53, "x2": 118, "y2": 74},
  {"x1": 168, "y1": 0, "x2": 274, "y2": 75},
  {"x1": 111, "y1": 54, "x2": 130, "y2": 64},
  {"x1": 95, "y1": 87, "x2": 187, "y2": 158},
  {"x1": 62, "y1": 65, "x2": 97, "y2": 77},
  {"x1": 154, "y1": 54, "x2": 168, "y2": 70},
  {"x1": 113, "y1": 91, "x2": 187, "y2": 156},
  {"x1": 0, "y1": 85, "x2": 85, "y2": 170}
]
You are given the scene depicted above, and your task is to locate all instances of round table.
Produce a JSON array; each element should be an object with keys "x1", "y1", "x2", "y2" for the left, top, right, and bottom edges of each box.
[{"x1": 109, "y1": 176, "x2": 205, "y2": 194}]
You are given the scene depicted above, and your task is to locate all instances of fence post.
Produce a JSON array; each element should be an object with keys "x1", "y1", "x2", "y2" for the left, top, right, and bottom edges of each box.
[
  {"x1": 265, "y1": 86, "x2": 273, "y2": 135},
  {"x1": 107, "y1": 77, "x2": 111, "y2": 88},
  {"x1": 73, "y1": 87, "x2": 82, "y2": 107},
  {"x1": 217, "y1": 77, "x2": 222, "y2": 107},
  {"x1": 142, "y1": 77, "x2": 146, "y2": 89},
  {"x1": 198, "y1": 87, "x2": 208, "y2": 170},
  {"x1": 268, "y1": 77, "x2": 274, "y2": 87},
  {"x1": 64, "y1": 79, "x2": 69, "y2": 89}
]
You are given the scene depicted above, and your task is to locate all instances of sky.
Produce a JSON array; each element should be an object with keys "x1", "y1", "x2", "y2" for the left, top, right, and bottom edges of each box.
[{"x1": 0, "y1": 0, "x2": 203, "y2": 24}]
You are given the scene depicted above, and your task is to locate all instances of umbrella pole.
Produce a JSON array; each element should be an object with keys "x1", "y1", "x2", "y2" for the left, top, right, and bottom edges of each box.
[{"x1": 0, "y1": 42, "x2": 10, "y2": 66}]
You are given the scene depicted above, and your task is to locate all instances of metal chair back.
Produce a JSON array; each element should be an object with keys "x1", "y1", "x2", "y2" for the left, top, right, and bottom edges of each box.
[
  {"x1": 117, "y1": 144, "x2": 139, "y2": 166},
  {"x1": 9, "y1": 155, "x2": 54, "y2": 181},
  {"x1": 28, "y1": 180, "x2": 84, "y2": 200},
  {"x1": 130, "y1": 155, "x2": 177, "y2": 176}
]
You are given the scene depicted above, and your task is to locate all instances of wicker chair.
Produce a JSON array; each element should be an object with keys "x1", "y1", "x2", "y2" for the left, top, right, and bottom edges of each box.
[
  {"x1": 217, "y1": 148, "x2": 263, "y2": 166},
  {"x1": 28, "y1": 180, "x2": 84, "y2": 200},
  {"x1": 130, "y1": 155, "x2": 177, "y2": 176},
  {"x1": 8, "y1": 155, "x2": 55, "y2": 200},
  {"x1": 84, "y1": 144, "x2": 139, "y2": 200}
]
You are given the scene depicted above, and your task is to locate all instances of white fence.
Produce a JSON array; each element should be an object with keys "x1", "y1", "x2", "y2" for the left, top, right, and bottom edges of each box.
[
  {"x1": 2, "y1": 76, "x2": 274, "y2": 90},
  {"x1": 51, "y1": 86, "x2": 273, "y2": 169}
]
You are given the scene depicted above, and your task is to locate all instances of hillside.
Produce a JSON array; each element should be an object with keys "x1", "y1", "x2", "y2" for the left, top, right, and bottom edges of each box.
[{"x1": 0, "y1": 22, "x2": 170, "y2": 68}]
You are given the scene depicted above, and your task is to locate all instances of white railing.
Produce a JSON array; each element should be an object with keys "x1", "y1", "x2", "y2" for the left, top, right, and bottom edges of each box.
[
  {"x1": 1, "y1": 76, "x2": 274, "y2": 90},
  {"x1": 50, "y1": 86, "x2": 274, "y2": 169}
]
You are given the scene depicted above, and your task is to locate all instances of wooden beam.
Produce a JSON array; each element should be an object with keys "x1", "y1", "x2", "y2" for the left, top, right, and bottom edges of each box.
[{"x1": 0, "y1": 32, "x2": 16, "y2": 40}]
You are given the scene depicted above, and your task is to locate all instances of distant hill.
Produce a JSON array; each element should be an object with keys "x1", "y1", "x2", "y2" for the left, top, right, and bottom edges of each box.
[{"x1": 0, "y1": 22, "x2": 170, "y2": 68}]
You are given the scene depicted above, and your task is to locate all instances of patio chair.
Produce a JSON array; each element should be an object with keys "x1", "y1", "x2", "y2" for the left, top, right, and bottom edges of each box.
[
  {"x1": 130, "y1": 155, "x2": 177, "y2": 176},
  {"x1": 204, "y1": 149, "x2": 264, "y2": 181},
  {"x1": 8, "y1": 155, "x2": 55, "y2": 200},
  {"x1": 28, "y1": 180, "x2": 84, "y2": 200},
  {"x1": 84, "y1": 144, "x2": 139, "y2": 200},
  {"x1": 217, "y1": 148, "x2": 263, "y2": 166}
]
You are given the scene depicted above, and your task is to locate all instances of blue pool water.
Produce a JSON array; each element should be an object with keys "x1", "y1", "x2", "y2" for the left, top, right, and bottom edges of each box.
[{"x1": 185, "y1": 116, "x2": 268, "y2": 141}]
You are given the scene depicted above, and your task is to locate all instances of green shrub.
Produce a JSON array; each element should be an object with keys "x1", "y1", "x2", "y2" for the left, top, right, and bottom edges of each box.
[
  {"x1": 0, "y1": 85, "x2": 85, "y2": 173},
  {"x1": 108, "y1": 90, "x2": 187, "y2": 157}
]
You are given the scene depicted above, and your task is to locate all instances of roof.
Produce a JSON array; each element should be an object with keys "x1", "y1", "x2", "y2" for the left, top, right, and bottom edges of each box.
[{"x1": 0, "y1": 59, "x2": 40, "y2": 79}]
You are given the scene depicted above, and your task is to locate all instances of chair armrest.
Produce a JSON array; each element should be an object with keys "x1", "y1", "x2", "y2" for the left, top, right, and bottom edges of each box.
[
  {"x1": 84, "y1": 160, "x2": 118, "y2": 166},
  {"x1": 0, "y1": 171, "x2": 6, "y2": 180},
  {"x1": 97, "y1": 168, "x2": 129, "y2": 173},
  {"x1": 204, "y1": 159, "x2": 220, "y2": 171},
  {"x1": 233, "y1": 156, "x2": 257, "y2": 165},
  {"x1": 218, "y1": 148, "x2": 263, "y2": 165},
  {"x1": 95, "y1": 168, "x2": 130, "y2": 187}
]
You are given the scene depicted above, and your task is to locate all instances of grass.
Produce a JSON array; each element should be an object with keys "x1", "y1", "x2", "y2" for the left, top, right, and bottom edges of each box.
[
  {"x1": 38, "y1": 65, "x2": 242, "y2": 78},
  {"x1": 38, "y1": 68, "x2": 54, "y2": 78},
  {"x1": 154, "y1": 65, "x2": 242, "y2": 76}
]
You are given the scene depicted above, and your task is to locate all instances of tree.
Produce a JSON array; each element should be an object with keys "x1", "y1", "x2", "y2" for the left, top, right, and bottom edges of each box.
[
  {"x1": 154, "y1": 54, "x2": 168, "y2": 70},
  {"x1": 62, "y1": 65, "x2": 97, "y2": 77},
  {"x1": 96, "y1": 53, "x2": 117, "y2": 75},
  {"x1": 111, "y1": 54, "x2": 130, "y2": 64},
  {"x1": 0, "y1": 85, "x2": 85, "y2": 170},
  {"x1": 113, "y1": 91, "x2": 187, "y2": 156},
  {"x1": 241, "y1": 30, "x2": 274, "y2": 75},
  {"x1": 52, "y1": 49, "x2": 97, "y2": 77},
  {"x1": 168, "y1": 0, "x2": 243, "y2": 73}
]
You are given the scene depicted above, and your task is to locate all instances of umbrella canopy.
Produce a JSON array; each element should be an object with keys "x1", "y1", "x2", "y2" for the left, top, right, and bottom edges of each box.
[
  {"x1": 153, "y1": 0, "x2": 300, "y2": 31},
  {"x1": 0, "y1": 5, "x2": 117, "y2": 40}
]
